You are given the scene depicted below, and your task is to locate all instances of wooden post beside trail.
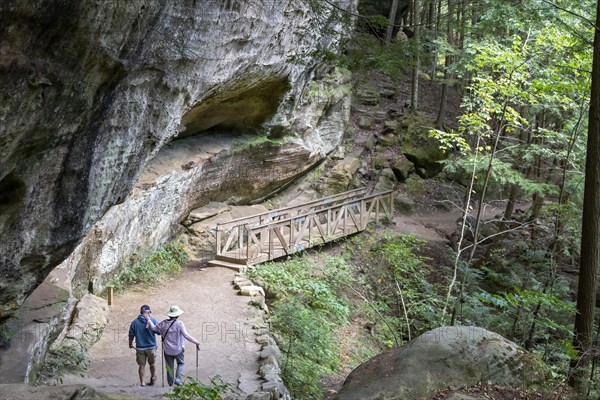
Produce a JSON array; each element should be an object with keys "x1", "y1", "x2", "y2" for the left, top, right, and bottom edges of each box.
[{"x1": 107, "y1": 286, "x2": 113, "y2": 306}]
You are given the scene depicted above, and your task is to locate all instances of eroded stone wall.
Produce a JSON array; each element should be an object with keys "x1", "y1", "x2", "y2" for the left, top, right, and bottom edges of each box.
[
  {"x1": 0, "y1": 0, "x2": 355, "y2": 322},
  {"x1": 0, "y1": 0, "x2": 356, "y2": 383}
]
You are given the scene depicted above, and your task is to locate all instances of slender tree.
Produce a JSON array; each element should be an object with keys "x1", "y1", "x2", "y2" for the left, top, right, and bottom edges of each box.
[
  {"x1": 436, "y1": 0, "x2": 454, "y2": 129},
  {"x1": 410, "y1": 0, "x2": 421, "y2": 113},
  {"x1": 569, "y1": 0, "x2": 600, "y2": 392},
  {"x1": 386, "y1": 0, "x2": 400, "y2": 46}
]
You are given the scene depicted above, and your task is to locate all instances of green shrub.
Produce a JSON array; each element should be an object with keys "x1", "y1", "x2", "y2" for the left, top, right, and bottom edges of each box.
[
  {"x1": 39, "y1": 345, "x2": 90, "y2": 384},
  {"x1": 0, "y1": 319, "x2": 16, "y2": 348},
  {"x1": 230, "y1": 133, "x2": 283, "y2": 153},
  {"x1": 404, "y1": 175, "x2": 424, "y2": 197},
  {"x1": 248, "y1": 255, "x2": 353, "y2": 399},
  {"x1": 348, "y1": 231, "x2": 441, "y2": 343},
  {"x1": 165, "y1": 375, "x2": 234, "y2": 400},
  {"x1": 107, "y1": 238, "x2": 188, "y2": 293},
  {"x1": 454, "y1": 239, "x2": 582, "y2": 383}
]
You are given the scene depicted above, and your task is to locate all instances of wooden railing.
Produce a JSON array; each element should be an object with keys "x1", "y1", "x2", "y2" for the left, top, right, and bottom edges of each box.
[
  {"x1": 215, "y1": 188, "x2": 367, "y2": 232},
  {"x1": 214, "y1": 189, "x2": 394, "y2": 266}
]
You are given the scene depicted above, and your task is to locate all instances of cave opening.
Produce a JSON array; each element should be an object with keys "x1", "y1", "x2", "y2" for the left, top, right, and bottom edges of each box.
[
  {"x1": 0, "y1": 173, "x2": 26, "y2": 217},
  {"x1": 176, "y1": 75, "x2": 291, "y2": 139},
  {"x1": 136, "y1": 75, "x2": 292, "y2": 188}
]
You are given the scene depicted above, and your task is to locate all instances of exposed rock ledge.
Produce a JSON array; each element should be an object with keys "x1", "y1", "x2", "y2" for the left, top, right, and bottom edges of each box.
[
  {"x1": 0, "y1": 0, "x2": 355, "y2": 322},
  {"x1": 0, "y1": 0, "x2": 356, "y2": 382}
]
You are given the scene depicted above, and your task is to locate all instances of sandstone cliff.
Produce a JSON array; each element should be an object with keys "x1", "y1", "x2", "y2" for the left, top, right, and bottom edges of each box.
[{"x1": 0, "y1": 0, "x2": 355, "y2": 325}]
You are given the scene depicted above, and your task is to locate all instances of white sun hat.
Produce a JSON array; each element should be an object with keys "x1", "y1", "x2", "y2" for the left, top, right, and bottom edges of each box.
[{"x1": 166, "y1": 305, "x2": 184, "y2": 317}]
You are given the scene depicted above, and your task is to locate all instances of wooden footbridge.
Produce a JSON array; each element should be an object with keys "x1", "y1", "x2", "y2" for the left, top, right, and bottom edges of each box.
[{"x1": 208, "y1": 188, "x2": 394, "y2": 271}]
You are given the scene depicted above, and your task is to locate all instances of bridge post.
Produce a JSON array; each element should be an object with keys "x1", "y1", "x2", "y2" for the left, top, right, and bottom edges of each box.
[
  {"x1": 215, "y1": 225, "x2": 221, "y2": 256},
  {"x1": 268, "y1": 226, "x2": 273, "y2": 262}
]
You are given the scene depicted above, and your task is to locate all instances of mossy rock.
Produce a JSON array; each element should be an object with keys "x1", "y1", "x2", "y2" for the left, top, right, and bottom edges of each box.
[
  {"x1": 391, "y1": 158, "x2": 414, "y2": 182},
  {"x1": 319, "y1": 157, "x2": 362, "y2": 196},
  {"x1": 383, "y1": 119, "x2": 404, "y2": 132},
  {"x1": 394, "y1": 192, "x2": 417, "y2": 214},
  {"x1": 372, "y1": 155, "x2": 387, "y2": 170},
  {"x1": 354, "y1": 82, "x2": 381, "y2": 106},
  {"x1": 378, "y1": 132, "x2": 400, "y2": 148},
  {"x1": 397, "y1": 116, "x2": 448, "y2": 178},
  {"x1": 404, "y1": 175, "x2": 423, "y2": 197},
  {"x1": 337, "y1": 326, "x2": 551, "y2": 400},
  {"x1": 358, "y1": 115, "x2": 374, "y2": 129},
  {"x1": 365, "y1": 133, "x2": 377, "y2": 151},
  {"x1": 374, "y1": 168, "x2": 397, "y2": 192},
  {"x1": 379, "y1": 86, "x2": 396, "y2": 99}
]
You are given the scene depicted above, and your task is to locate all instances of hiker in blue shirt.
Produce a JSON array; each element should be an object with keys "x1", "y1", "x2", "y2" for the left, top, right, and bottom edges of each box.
[{"x1": 128, "y1": 304, "x2": 160, "y2": 386}]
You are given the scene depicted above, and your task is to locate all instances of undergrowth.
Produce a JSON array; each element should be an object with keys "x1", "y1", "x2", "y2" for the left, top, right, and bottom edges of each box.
[
  {"x1": 346, "y1": 231, "x2": 442, "y2": 346},
  {"x1": 247, "y1": 231, "x2": 435, "y2": 399},
  {"x1": 165, "y1": 375, "x2": 234, "y2": 400},
  {"x1": 248, "y1": 255, "x2": 353, "y2": 398},
  {"x1": 38, "y1": 344, "x2": 90, "y2": 384},
  {"x1": 106, "y1": 238, "x2": 188, "y2": 293},
  {"x1": 247, "y1": 228, "x2": 595, "y2": 399}
]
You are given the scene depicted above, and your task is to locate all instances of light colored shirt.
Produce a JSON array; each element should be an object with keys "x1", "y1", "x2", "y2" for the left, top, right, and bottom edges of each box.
[{"x1": 147, "y1": 318, "x2": 199, "y2": 356}]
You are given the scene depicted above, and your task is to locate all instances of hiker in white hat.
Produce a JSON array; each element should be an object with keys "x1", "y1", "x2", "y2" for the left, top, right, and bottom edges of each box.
[{"x1": 145, "y1": 305, "x2": 200, "y2": 386}]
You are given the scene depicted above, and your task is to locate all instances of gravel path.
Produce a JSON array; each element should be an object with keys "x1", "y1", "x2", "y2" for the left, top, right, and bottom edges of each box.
[{"x1": 61, "y1": 266, "x2": 263, "y2": 399}]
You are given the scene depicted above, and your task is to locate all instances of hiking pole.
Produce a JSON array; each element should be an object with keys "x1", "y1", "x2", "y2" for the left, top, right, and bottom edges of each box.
[
  {"x1": 195, "y1": 346, "x2": 199, "y2": 381},
  {"x1": 161, "y1": 343, "x2": 165, "y2": 387}
]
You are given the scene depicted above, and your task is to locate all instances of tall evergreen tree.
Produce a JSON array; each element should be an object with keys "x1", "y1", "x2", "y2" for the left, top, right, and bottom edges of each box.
[{"x1": 569, "y1": 0, "x2": 600, "y2": 392}]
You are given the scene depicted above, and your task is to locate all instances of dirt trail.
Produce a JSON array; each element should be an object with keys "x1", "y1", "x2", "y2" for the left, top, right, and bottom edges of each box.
[
  {"x1": 61, "y1": 266, "x2": 263, "y2": 399},
  {"x1": 393, "y1": 209, "x2": 459, "y2": 243}
]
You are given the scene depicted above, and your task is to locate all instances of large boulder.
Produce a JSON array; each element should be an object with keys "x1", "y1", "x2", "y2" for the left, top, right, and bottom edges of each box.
[
  {"x1": 0, "y1": 384, "x2": 127, "y2": 400},
  {"x1": 317, "y1": 157, "x2": 362, "y2": 196},
  {"x1": 385, "y1": 115, "x2": 448, "y2": 178},
  {"x1": 374, "y1": 167, "x2": 397, "y2": 192},
  {"x1": 56, "y1": 293, "x2": 109, "y2": 351},
  {"x1": 336, "y1": 326, "x2": 549, "y2": 400}
]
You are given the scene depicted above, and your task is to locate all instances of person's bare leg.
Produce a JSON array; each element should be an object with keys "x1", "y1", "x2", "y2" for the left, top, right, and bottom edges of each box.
[
  {"x1": 150, "y1": 364, "x2": 156, "y2": 382},
  {"x1": 139, "y1": 365, "x2": 145, "y2": 386}
]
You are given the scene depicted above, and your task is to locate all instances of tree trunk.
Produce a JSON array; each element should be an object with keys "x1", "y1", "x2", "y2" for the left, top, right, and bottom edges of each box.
[
  {"x1": 569, "y1": 0, "x2": 600, "y2": 392},
  {"x1": 385, "y1": 0, "x2": 400, "y2": 47},
  {"x1": 430, "y1": 0, "x2": 442, "y2": 82},
  {"x1": 503, "y1": 184, "x2": 520, "y2": 221},
  {"x1": 410, "y1": 0, "x2": 420, "y2": 114},
  {"x1": 435, "y1": 0, "x2": 453, "y2": 129},
  {"x1": 529, "y1": 111, "x2": 545, "y2": 228},
  {"x1": 457, "y1": 0, "x2": 465, "y2": 49}
]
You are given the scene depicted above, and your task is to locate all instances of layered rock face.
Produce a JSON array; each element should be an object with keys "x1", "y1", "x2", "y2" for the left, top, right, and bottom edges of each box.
[{"x1": 0, "y1": 0, "x2": 355, "y2": 324}]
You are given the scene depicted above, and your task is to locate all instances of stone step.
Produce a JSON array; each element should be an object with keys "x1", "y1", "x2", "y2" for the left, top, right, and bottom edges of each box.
[{"x1": 207, "y1": 259, "x2": 247, "y2": 272}]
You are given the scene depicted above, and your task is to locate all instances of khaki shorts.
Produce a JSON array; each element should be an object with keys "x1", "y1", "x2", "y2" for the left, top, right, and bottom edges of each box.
[{"x1": 135, "y1": 348, "x2": 157, "y2": 366}]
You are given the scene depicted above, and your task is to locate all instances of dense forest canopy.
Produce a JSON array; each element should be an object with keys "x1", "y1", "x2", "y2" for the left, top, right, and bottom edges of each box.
[{"x1": 269, "y1": 0, "x2": 599, "y2": 398}]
